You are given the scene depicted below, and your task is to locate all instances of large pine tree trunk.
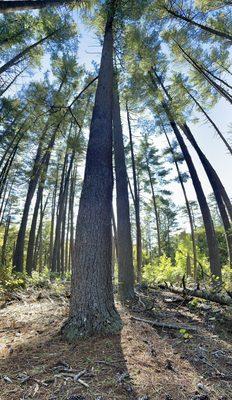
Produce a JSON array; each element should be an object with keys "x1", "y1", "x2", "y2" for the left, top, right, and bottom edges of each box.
[
  {"x1": 126, "y1": 103, "x2": 142, "y2": 283},
  {"x1": 62, "y1": 3, "x2": 122, "y2": 340},
  {"x1": 113, "y1": 76, "x2": 135, "y2": 302}
]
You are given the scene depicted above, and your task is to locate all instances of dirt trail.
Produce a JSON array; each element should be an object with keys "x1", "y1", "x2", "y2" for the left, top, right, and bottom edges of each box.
[{"x1": 0, "y1": 286, "x2": 232, "y2": 399}]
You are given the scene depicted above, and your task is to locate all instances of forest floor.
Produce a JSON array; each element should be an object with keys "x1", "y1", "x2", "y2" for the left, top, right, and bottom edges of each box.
[{"x1": 0, "y1": 284, "x2": 232, "y2": 400}]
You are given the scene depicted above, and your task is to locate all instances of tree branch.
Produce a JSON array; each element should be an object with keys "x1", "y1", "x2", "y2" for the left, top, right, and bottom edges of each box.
[{"x1": 0, "y1": 0, "x2": 79, "y2": 13}]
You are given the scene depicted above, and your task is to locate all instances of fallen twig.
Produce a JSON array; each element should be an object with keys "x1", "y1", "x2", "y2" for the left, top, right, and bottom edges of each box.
[
  {"x1": 208, "y1": 373, "x2": 232, "y2": 381},
  {"x1": 95, "y1": 360, "x2": 125, "y2": 368},
  {"x1": 130, "y1": 316, "x2": 198, "y2": 331},
  {"x1": 77, "y1": 378, "x2": 89, "y2": 388}
]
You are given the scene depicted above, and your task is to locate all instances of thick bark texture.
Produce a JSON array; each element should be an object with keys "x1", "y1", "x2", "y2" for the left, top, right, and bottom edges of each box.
[
  {"x1": 113, "y1": 77, "x2": 135, "y2": 302},
  {"x1": 62, "y1": 5, "x2": 122, "y2": 341}
]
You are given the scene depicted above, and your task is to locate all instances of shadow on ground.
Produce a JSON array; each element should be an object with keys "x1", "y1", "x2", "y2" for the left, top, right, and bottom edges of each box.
[
  {"x1": 1, "y1": 287, "x2": 232, "y2": 399},
  {"x1": 133, "y1": 287, "x2": 232, "y2": 399},
  {"x1": 0, "y1": 294, "x2": 137, "y2": 400}
]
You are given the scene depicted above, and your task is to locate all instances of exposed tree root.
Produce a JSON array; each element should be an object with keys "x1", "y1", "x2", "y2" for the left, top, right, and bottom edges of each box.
[{"x1": 61, "y1": 309, "x2": 123, "y2": 342}]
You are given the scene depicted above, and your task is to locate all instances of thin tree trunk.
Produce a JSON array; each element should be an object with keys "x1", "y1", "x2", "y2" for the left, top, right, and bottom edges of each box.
[
  {"x1": 0, "y1": 66, "x2": 27, "y2": 96},
  {"x1": 13, "y1": 126, "x2": 48, "y2": 272},
  {"x1": 165, "y1": 110, "x2": 221, "y2": 279},
  {"x1": 38, "y1": 201, "x2": 43, "y2": 273},
  {"x1": 0, "y1": 30, "x2": 56, "y2": 75},
  {"x1": 126, "y1": 103, "x2": 142, "y2": 284},
  {"x1": 184, "y1": 85, "x2": 232, "y2": 155},
  {"x1": 0, "y1": 178, "x2": 15, "y2": 226},
  {"x1": 51, "y1": 151, "x2": 69, "y2": 274},
  {"x1": 0, "y1": 27, "x2": 27, "y2": 47},
  {"x1": 186, "y1": 254, "x2": 192, "y2": 277},
  {"x1": 49, "y1": 162, "x2": 59, "y2": 272},
  {"x1": 0, "y1": 122, "x2": 25, "y2": 177},
  {"x1": 112, "y1": 209, "x2": 119, "y2": 263},
  {"x1": 164, "y1": 6, "x2": 232, "y2": 41},
  {"x1": 26, "y1": 124, "x2": 60, "y2": 274},
  {"x1": 181, "y1": 123, "x2": 232, "y2": 266},
  {"x1": 68, "y1": 167, "x2": 76, "y2": 272},
  {"x1": 153, "y1": 69, "x2": 232, "y2": 266},
  {"x1": 146, "y1": 158, "x2": 162, "y2": 258},
  {"x1": 33, "y1": 195, "x2": 48, "y2": 272},
  {"x1": 154, "y1": 68, "x2": 232, "y2": 222},
  {"x1": 0, "y1": 181, "x2": 9, "y2": 221},
  {"x1": 60, "y1": 179, "x2": 69, "y2": 275},
  {"x1": 163, "y1": 129, "x2": 198, "y2": 280},
  {"x1": 113, "y1": 75, "x2": 135, "y2": 302},
  {"x1": 0, "y1": 107, "x2": 27, "y2": 145},
  {"x1": 0, "y1": 144, "x2": 18, "y2": 199},
  {"x1": 181, "y1": 121, "x2": 232, "y2": 220},
  {"x1": 62, "y1": 2, "x2": 122, "y2": 340},
  {"x1": 65, "y1": 191, "x2": 70, "y2": 274},
  {"x1": 0, "y1": 0, "x2": 80, "y2": 13},
  {"x1": 202, "y1": 65, "x2": 232, "y2": 90},
  {"x1": 1, "y1": 215, "x2": 11, "y2": 266},
  {"x1": 175, "y1": 42, "x2": 232, "y2": 104},
  {"x1": 149, "y1": 68, "x2": 222, "y2": 278}
]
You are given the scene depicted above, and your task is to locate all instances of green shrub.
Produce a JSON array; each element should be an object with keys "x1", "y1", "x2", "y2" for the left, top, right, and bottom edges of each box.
[{"x1": 0, "y1": 266, "x2": 26, "y2": 291}]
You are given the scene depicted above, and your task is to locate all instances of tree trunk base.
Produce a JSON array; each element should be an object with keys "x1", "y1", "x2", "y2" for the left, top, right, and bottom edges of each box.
[
  {"x1": 118, "y1": 286, "x2": 135, "y2": 304},
  {"x1": 61, "y1": 308, "x2": 123, "y2": 342}
]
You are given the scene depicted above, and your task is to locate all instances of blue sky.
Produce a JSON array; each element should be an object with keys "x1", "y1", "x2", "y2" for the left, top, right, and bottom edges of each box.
[
  {"x1": 76, "y1": 19, "x2": 231, "y2": 207},
  {"x1": 7, "y1": 15, "x2": 231, "y2": 211}
]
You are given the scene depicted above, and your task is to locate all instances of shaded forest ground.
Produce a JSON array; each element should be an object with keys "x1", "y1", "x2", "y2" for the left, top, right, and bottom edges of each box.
[{"x1": 0, "y1": 285, "x2": 232, "y2": 400}]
